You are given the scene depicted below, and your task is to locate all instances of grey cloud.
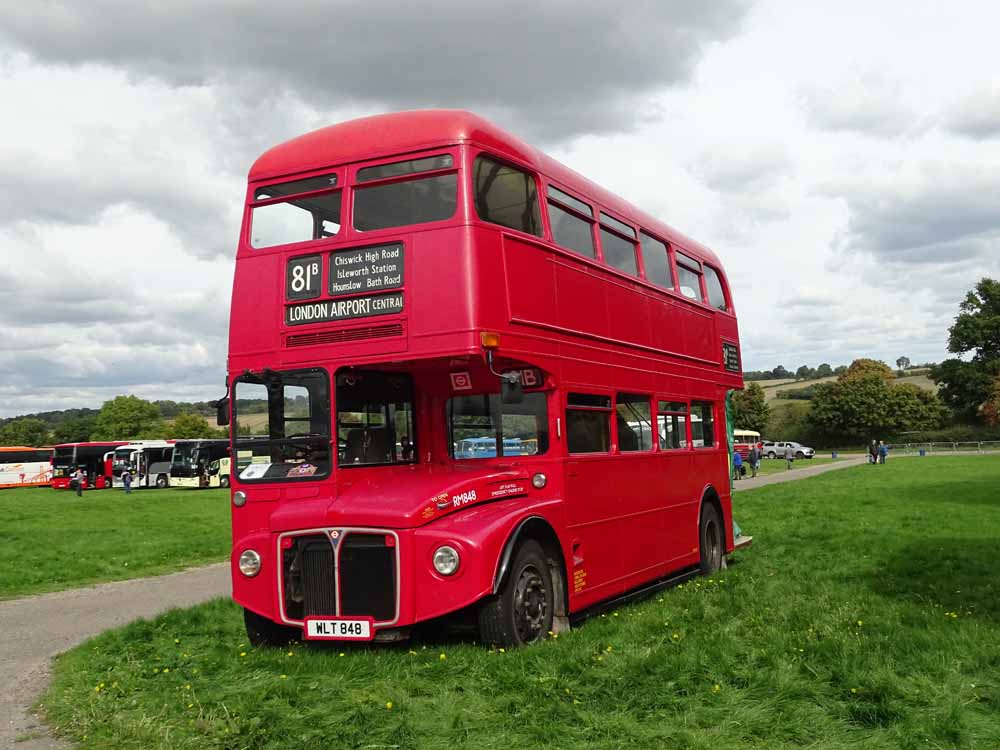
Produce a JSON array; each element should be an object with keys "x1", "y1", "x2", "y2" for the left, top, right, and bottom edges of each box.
[
  {"x1": 945, "y1": 87, "x2": 1000, "y2": 139},
  {"x1": 0, "y1": 0, "x2": 752, "y2": 142},
  {"x1": 822, "y1": 165, "x2": 1000, "y2": 264},
  {"x1": 690, "y1": 144, "x2": 792, "y2": 193},
  {"x1": 798, "y1": 72, "x2": 916, "y2": 136}
]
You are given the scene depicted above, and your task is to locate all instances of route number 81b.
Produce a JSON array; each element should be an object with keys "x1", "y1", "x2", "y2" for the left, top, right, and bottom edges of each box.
[{"x1": 286, "y1": 256, "x2": 322, "y2": 300}]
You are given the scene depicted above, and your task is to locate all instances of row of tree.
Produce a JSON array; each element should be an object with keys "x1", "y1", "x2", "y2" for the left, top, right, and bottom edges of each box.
[{"x1": 0, "y1": 396, "x2": 224, "y2": 446}]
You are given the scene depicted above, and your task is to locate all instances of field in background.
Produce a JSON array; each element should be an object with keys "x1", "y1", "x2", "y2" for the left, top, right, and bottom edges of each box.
[
  {"x1": 0, "y1": 486, "x2": 230, "y2": 599},
  {"x1": 42, "y1": 457, "x2": 1000, "y2": 749},
  {"x1": 760, "y1": 372, "x2": 939, "y2": 403}
]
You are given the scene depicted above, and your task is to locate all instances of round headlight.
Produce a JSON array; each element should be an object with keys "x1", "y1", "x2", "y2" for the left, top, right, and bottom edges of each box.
[
  {"x1": 233, "y1": 490, "x2": 247, "y2": 507},
  {"x1": 531, "y1": 472, "x2": 547, "y2": 489},
  {"x1": 238, "y1": 549, "x2": 261, "y2": 577},
  {"x1": 432, "y1": 545, "x2": 460, "y2": 576}
]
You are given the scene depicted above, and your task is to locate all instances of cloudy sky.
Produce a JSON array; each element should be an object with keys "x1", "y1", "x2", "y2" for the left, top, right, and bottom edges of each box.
[{"x1": 1, "y1": 0, "x2": 998, "y2": 417}]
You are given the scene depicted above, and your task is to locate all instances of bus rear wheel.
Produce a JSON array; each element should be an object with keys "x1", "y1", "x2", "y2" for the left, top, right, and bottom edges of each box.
[
  {"x1": 244, "y1": 608, "x2": 300, "y2": 647},
  {"x1": 478, "y1": 540, "x2": 554, "y2": 648},
  {"x1": 699, "y1": 502, "x2": 724, "y2": 574}
]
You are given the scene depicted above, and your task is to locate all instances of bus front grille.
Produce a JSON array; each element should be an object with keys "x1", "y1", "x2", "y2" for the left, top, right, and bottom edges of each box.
[
  {"x1": 281, "y1": 531, "x2": 397, "y2": 624},
  {"x1": 339, "y1": 533, "x2": 397, "y2": 622}
]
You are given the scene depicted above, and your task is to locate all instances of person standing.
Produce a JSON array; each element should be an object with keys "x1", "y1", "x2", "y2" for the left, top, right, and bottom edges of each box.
[
  {"x1": 748, "y1": 445, "x2": 759, "y2": 478},
  {"x1": 122, "y1": 468, "x2": 133, "y2": 495},
  {"x1": 784, "y1": 442, "x2": 794, "y2": 470},
  {"x1": 869, "y1": 439, "x2": 878, "y2": 465},
  {"x1": 732, "y1": 450, "x2": 743, "y2": 481},
  {"x1": 73, "y1": 467, "x2": 85, "y2": 497},
  {"x1": 878, "y1": 440, "x2": 888, "y2": 464}
]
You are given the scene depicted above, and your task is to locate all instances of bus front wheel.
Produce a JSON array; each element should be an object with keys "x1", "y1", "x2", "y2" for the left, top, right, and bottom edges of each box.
[
  {"x1": 478, "y1": 540, "x2": 554, "y2": 648},
  {"x1": 699, "y1": 502, "x2": 724, "y2": 574},
  {"x1": 220, "y1": 476, "x2": 230, "y2": 488},
  {"x1": 155, "y1": 474, "x2": 168, "y2": 489},
  {"x1": 244, "y1": 608, "x2": 300, "y2": 647}
]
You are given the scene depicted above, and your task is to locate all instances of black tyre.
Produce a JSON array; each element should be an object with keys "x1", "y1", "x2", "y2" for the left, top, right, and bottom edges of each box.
[
  {"x1": 766, "y1": 451, "x2": 776, "y2": 459},
  {"x1": 244, "y1": 608, "x2": 300, "y2": 647},
  {"x1": 478, "y1": 540, "x2": 555, "y2": 648},
  {"x1": 156, "y1": 474, "x2": 168, "y2": 489},
  {"x1": 698, "y1": 502, "x2": 724, "y2": 574},
  {"x1": 220, "y1": 476, "x2": 230, "y2": 488},
  {"x1": 795, "y1": 451, "x2": 805, "y2": 459}
]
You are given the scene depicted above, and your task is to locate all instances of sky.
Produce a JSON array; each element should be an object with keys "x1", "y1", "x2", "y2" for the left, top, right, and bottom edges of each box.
[{"x1": 1, "y1": 0, "x2": 998, "y2": 418}]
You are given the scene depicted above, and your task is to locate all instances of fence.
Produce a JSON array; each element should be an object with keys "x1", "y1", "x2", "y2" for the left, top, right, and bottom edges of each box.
[{"x1": 887, "y1": 440, "x2": 1000, "y2": 455}]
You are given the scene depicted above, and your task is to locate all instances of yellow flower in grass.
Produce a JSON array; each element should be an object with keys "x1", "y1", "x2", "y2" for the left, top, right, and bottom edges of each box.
[
  {"x1": 439, "y1": 653, "x2": 447, "y2": 661},
  {"x1": 280, "y1": 674, "x2": 287, "y2": 679},
  {"x1": 239, "y1": 652, "x2": 246, "y2": 658},
  {"x1": 386, "y1": 701, "x2": 393, "y2": 710},
  {"x1": 163, "y1": 668, "x2": 170, "y2": 673},
  {"x1": 712, "y1": 684, "x2": 721, "y2": 693}
]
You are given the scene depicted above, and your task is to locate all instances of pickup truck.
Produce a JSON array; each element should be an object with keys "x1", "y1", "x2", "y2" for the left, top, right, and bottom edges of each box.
[{"x1": 761, "y1": 441, "x2": 815, "y2": 459}]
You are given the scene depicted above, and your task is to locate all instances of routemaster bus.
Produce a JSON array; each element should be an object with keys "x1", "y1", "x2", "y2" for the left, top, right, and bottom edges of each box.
[
  {"x1": 0, "y1": 446, "x2": 52, "y2": 489},
  {"x1": 170, "y1": 439, "x2": 231, "y2": 488},
  {"x1": 220, "y1": 110, "x2": 744, "y2": 648},
  {"x1": 51, "y1": 442, "x2": 126, "y2": 489}
]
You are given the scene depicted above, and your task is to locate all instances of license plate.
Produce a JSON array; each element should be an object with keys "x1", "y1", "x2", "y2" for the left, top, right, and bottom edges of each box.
[{"x1": 303, "y1": 616, "x2": 375, "y2": 641}]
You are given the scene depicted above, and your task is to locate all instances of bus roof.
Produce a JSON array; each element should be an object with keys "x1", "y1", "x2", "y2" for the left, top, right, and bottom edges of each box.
[
  {"x1": 52, "y1": 442, "x2": 128, "y2": 448},
  {"x1": 0, "y1": 446, "x2": 50, "y2": 452},
  {"x1": 249, "y1": 109, "x2": 723, "y2": 268}
]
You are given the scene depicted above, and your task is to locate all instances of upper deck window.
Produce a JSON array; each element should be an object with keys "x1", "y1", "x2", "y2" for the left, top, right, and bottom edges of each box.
[
  {"x1": 354, "y1": 172, "x2": 457, "y2": 232},
  {"x1": 704, "y1": 265, "x2": 728, "y2": 311},
  {"x1": 547, "y1": 186, "x2": 596, "y2": 259},
  {"x1": 640, "y1": 232, "x2": 673, "y2": 289},
  {"x1": 599, "y1": 213, "x2": 639, "y2": 276},
  {"x1": 251, "y1": 173, "x2": 341, "y2": 249},
  {"x1": 675, "y1": 251, "x2": 704, "y2": 302},
  {"x1": 473, "y1": 155, "x2": 542, "y2": 236},
  {"x1": 357, "y1": 155, "x2": 453, "y2": 183}
]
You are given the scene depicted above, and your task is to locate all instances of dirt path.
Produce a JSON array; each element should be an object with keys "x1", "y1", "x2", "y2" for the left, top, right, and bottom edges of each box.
[
  {"x1": 732, "y1": 455, "x2": 868, "y2": 491},
  {"x1": 1, "y1": 563, "x2": 229, "y2": 749}
]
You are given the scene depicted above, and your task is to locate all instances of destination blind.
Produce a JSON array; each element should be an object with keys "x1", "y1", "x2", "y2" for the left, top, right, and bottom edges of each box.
[
  {"x1": 329, "y1": 243, "x2": 403, "y2": 296},
  {"x1": 285, "y1": 292, "x2": 404, "y2": 326}
]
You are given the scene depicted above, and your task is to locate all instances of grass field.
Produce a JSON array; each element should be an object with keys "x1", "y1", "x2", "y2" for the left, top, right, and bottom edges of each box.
[
  {"x1": 0, "y1": 486, "x2": 230, "y2": 599},
  {"x1": 40, "y1": 457, "x2": 1000, "y2": 749}
]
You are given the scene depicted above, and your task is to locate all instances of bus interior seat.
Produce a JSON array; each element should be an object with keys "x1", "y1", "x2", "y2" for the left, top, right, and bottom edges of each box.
[{"x1": 344, "y1": 427, "x2": 391, "y2": 463}]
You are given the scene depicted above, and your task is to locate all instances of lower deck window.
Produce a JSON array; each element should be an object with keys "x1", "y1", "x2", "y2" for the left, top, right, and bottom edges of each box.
[
  {"x1": 690, "y1": 401, "x2": 715, "y2": 448},
  {"x1": 657, "y1": 401, "x2": 688, "y2": 450},
  {"x1": 449, "y1": 392, "x2": 548, "y2": 459},
  {"x1": 566, "y1": 393, "x2": 611, "y2": 453}
]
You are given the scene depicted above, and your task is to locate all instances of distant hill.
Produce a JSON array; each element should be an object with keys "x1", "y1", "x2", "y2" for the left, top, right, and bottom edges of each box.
[{"x1": 0, "y1": 400, "x2": 216, "y2": 430}]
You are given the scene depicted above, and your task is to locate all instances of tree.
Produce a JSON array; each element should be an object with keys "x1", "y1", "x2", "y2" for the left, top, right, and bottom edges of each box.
[
  {"x1": 839, "y1": 358, "x2": 895, "y2": 383},
  {"x1": 809, "y1": 374, "x2": 946, "y2": 443},
  {"x1": 92, "y1": 396, "x2": 162, "y2": 440},
  {"x1": 795, "y1": 365, "x2": 815, "y2": 380},
  {"x1": 169, "y1": 413, "x2": 222, "y2": 439},
  {"x1": 833, "y1": 365, "x2": 848, "y2": 375},
  {"x1": 981, "y1": 374, "x2": 1000, "y2": 427},
  {"x1": 51, "y1": 415, "x2": 97, "y2": 444},
  {"x1": 731, "y1": 383, "x2": 770, "y2": 433},
  {"x1": 896, "y1": 356, "x2": 911, "y2": 372},
  {"x1": 816, "y1": 363, "x2": 833, "y2": 378},
  {"x1": 772, "y1": 365, "x2": 791, "y2": 379},
  {"x1": 0, "y1": 418, "x2": 51, "y2": 446},
  {"x1": 931, "y1": 278, "x2": 1000, "y2": 419}
]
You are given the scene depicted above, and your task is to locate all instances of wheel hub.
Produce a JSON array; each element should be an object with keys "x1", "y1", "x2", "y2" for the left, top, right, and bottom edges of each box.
[{"x1": 513, "y1": 565, "x2": 548, "y2": 642}]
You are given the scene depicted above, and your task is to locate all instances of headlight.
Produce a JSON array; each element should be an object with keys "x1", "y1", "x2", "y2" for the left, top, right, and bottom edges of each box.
[
  {"x1": 233, "y1": 490, "x2": 247, "y2": 507},
  {"x1": 238, "y1": 549, "x2": 261, "y2": 577},
  {"x1": 531, "y1": 472, "x2": 547, "y2": 489},
  {"x1": 432, "y1": 545, "x2": 460, "y2": 576}
]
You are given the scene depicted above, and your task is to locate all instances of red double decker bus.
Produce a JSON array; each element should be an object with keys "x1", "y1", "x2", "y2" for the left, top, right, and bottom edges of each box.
[
  {"x1": 224, "y1": 110, "x2": 743, "y2": 647},
  {"x1": 51, "y1": 442, "x2": 126, "y2": 490}
]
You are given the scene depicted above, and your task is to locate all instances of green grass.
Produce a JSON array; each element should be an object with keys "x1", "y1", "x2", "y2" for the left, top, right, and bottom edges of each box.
[
  {"x1": 40, "y1": 457, "x2": 1000, "y2": 749},
  {"x1": 0, "y1": 486, "x2": 230, "y2": 599}
]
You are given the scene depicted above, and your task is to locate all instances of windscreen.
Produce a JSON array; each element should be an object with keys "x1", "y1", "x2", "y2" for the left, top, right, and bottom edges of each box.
[
  {"x1": 233, "y1": 369, "x2": 332, "y2": 481},
  {"x1": 52, "y1": 447, "x2": 76, "y2": 476}
]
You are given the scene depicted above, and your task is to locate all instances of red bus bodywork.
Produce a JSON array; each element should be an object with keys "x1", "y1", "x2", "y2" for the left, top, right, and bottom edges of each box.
[
  {"x1": 227, "y1": 111, "x2": 743, "y2": 644},
  {"x1": 51, "y1": 442, "x2": 126, "y2": 490}
]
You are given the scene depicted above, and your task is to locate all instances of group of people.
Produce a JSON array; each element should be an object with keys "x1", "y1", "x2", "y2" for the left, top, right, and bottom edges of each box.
[
  {"x1": 732, "y1": 445, "x2": 762, "y2": 481},
  {"x1": 869, "y1": 439, "x2": 889, "y2": 464}
]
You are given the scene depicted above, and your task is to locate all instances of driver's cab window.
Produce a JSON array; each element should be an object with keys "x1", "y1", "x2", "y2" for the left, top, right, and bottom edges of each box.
[{"x1": 336, "y1": 371, "x2": 416, "y2": 467}]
